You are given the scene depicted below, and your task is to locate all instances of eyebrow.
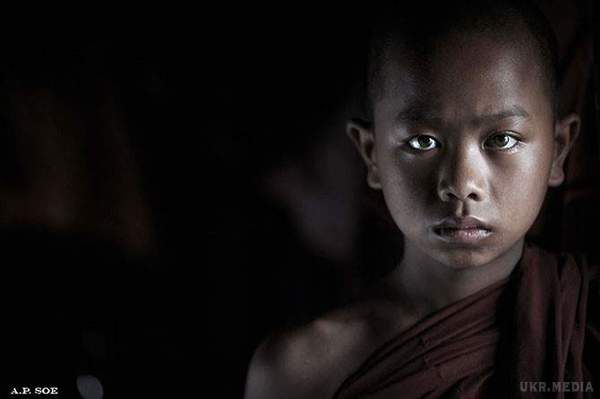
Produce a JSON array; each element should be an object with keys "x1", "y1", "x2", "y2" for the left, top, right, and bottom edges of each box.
[{"x1": 395, "y1": 105, "x2": 530, "y2": 126}]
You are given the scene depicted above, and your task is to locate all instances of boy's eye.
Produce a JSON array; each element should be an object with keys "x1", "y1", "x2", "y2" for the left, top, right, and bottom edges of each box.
[
  {"x1": 484, "y1": 132, "x2": 520, "y2": 150},
  {"x1": 407, "y1": 135, "x2": 439, "y2": 151}
]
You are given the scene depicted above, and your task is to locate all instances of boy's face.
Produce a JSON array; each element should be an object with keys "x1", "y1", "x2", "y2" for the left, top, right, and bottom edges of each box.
[{"x1": 350, "y1": 31, "x2": 579, "y2": 268}]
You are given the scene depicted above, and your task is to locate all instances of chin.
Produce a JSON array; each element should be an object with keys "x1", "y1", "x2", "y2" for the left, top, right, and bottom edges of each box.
[{"x1": 433, "y1": 247, "x2": 497, "y2": 270}]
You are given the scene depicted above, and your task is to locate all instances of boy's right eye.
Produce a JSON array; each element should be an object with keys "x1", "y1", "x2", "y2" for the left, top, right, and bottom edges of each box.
[{"x1": 407, "y1": 135, "x2": 439, "y2": 151}]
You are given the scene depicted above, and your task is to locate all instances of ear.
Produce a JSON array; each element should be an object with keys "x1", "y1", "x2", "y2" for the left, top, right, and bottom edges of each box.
[
  {"x1": 548, "y1": 113, "x2": 580, "y2": 187},
  {"x1": 346, "y1": 118, "x2": 381, "y2": 190}
]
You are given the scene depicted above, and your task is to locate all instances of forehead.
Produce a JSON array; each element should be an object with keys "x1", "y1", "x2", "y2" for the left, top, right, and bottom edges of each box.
[{"x1": 375, "y1": 32, "x2": 551, "y2": 126}]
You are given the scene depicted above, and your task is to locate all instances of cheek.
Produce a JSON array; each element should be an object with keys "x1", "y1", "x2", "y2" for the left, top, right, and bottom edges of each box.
[
  {"x1": 377, "y1": 151, "x2": 436, "y2": 226},
  {"x1": 376, "y1": 138, "x2": 436, "y2": 193},
  {"x1": 491, "y1": 146, "x2": 553, "y2": 225},
  {"x1": 516, "y1": 142, "x2": 553, "y2": 197}
]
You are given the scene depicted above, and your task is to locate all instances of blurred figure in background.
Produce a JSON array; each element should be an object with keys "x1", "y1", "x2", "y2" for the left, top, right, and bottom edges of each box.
[{"x1": 0, "y1": 1, "x2": 596, "y2": 397}]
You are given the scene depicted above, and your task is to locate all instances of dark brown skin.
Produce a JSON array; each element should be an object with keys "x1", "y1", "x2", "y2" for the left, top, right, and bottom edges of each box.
[{"x1": 244, "y1": 30, "x2": 580, "y2": 399}]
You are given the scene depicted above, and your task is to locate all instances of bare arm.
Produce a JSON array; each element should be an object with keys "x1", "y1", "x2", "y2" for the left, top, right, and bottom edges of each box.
[{"x1": 244, "y1": 332, "x2": 328, "y2": 399}]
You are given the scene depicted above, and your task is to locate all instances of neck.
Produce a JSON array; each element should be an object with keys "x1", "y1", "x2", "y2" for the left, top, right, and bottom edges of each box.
[{"x1": 391, "y1": 239, "x2": 524, "y2": 318}]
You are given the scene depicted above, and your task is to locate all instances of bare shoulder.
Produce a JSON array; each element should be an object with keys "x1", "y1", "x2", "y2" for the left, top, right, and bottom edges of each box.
[
  {"x1": 243, "y1": 314, "x2": 366, "y2": 399},
  {"x1": 244, "y1": 289, "x2": 407, "y2": 399}
]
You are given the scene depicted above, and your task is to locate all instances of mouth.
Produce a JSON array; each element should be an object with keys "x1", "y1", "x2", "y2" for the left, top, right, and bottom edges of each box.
[{"x1": 432, "y1": 216, "x2": 493, "y2": 244}]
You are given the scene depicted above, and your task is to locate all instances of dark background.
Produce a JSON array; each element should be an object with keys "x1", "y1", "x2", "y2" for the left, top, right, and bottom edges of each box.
[{"x1": 0, "y1": 2, "x2": 598, "y2": 398}]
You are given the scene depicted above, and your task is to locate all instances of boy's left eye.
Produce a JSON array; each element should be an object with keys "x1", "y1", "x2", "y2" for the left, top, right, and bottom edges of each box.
[{"x1": 484, "y1": 132, "x2": 520, "y2": 150}]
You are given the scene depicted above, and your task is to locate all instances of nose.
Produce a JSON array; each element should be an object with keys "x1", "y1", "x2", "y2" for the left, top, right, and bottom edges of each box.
[{"x1": 437, "y1": 144, "x2": 487, "y2": 203}]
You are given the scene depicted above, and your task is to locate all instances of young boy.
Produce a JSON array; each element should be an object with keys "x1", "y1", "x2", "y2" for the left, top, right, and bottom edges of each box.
[{"x1": 244, "y1": 1, "x2": 599, "y2": 397}]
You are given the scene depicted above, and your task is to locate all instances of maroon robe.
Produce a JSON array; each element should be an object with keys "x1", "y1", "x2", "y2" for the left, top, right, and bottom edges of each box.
[{"x1": 333, "y1": 242, "x2": 600, "y2": 398}]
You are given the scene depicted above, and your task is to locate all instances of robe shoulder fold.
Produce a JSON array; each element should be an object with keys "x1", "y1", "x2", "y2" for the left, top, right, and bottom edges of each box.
[{"x1": 333, "y1": 243, "x2": 599, "y2": 399}]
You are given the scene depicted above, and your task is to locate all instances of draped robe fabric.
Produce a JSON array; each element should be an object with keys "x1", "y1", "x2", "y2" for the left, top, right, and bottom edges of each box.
[{"x1": 333, "y1": 243, "x2": 600, "y2": 398}]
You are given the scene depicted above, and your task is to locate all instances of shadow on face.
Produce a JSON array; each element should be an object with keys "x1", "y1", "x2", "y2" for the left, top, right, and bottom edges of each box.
[{"x1": 348, "y1": 28, "x2": 579, "y2": 269}]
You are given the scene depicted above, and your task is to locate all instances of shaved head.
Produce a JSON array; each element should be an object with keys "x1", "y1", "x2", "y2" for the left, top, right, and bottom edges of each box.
[{"x1": 365, "y1": 0, "x2": 559, "y2": 120}]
